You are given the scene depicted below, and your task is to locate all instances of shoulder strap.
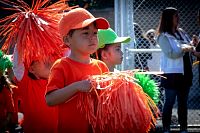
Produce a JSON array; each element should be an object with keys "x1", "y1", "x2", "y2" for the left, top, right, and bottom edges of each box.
[{"x1": 178, "y1": 28, "x2": 191, "y2": 42}]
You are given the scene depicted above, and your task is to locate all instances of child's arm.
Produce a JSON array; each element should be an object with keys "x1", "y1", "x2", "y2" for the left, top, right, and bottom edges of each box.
[
  {"x1": 12, "y1": 46, "x2": 25, "y2": 82},
  {"x1": 46, "y1": 79, "x2": 91, "y2": 106}
]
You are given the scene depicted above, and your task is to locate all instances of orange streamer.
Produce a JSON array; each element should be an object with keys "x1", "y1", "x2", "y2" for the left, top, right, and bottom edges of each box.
[{"x1": 77, "y1": 72, "x2": 159, "y2": 133}]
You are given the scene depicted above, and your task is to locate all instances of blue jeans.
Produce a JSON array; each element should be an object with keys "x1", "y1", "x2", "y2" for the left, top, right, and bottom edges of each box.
[{"x1": 161, "y1": 74, "x2": 190, "y2": 131}]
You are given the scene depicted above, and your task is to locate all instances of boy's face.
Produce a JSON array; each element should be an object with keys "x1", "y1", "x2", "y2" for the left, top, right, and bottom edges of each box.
[
  {"x1": 28, "y1": 60, "x2": 53, "y2": 79},
  {"x1": 66, "y1": 23, "x2": 98, "y2": 56},
  {"x1": 103, "y1": 43, "x2": 123, "y2": 65}
]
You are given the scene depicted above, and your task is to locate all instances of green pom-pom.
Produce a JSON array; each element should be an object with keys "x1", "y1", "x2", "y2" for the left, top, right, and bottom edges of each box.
[
  {"x1": 0, "y1": 50, "x2": 13, "y2": 73},
  {"x1": 0, "y1": 51, "x2": 3, "y2": 58},
  {"x1": 134, "y1": 73, "x2": 160, "y2": 104}
]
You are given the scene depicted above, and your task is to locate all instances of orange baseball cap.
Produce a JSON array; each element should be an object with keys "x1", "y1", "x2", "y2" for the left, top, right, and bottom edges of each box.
[{"x1": 59, "y1": 8, "x2": 110, "y2": 38}]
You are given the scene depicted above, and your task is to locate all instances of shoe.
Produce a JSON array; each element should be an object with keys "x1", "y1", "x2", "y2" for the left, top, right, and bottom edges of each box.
[
  {"x1": 171, "y1": 115, "x2": 178, "y2": 125},
  {"x1": 180, "y1": 130, "x2": 188, "y2": 133}
]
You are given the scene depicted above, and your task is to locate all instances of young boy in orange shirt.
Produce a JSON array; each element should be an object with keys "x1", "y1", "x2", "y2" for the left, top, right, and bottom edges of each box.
[
  {"x1": 96, "y1": 28, "x2": 130, "y2": 72},
  {"x1": 45, "y1": 8, "x2": 110, "y2": 133},
  {"x1": 13, "y1": 58, "x2": 58, "y2": 133}
]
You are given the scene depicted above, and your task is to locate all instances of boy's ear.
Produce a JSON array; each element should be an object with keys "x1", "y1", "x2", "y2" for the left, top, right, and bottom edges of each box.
[
  {"x1": 28, "y1": 66, "x2": 34, "y2": 74},
  {"x1": 101, "y1": 50, "x2": 108, "y2": 60},
  {"x1": 28, "y1": 65, "x2": 34, "y2": 74}
]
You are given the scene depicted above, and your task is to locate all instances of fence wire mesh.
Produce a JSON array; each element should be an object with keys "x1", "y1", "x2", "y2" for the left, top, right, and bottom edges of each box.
[{"x1": 128, "y1": 0, "x2": 200, "y2": 127}]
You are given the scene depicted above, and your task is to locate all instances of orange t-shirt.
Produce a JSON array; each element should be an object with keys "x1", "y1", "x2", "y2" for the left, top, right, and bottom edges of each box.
[
  {"x1": 46, "y1": 57, "x2": 109, "y2": 133},
  {"x1": 16, "y1": 70, "x2": 58, "y2": 133}
]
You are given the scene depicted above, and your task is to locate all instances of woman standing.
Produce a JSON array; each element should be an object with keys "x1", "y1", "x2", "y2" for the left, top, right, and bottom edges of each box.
[{"x1": 157, "y1": 7, "x2": 194, "y2": 133}]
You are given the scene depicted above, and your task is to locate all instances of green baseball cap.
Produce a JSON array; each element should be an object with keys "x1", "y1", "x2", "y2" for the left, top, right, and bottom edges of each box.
[{"x1": 98, "y1": 28, "x2": 131, "y2": 48}]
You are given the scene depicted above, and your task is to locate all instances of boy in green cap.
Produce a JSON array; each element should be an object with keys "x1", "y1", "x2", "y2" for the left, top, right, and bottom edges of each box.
[{"x1": 95, "y1": 28, "x2": 131, "y2": 72}]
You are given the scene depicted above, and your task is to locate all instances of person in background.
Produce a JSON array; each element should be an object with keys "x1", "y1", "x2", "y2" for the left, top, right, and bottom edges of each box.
[
  {"x1": 198, "y1": 8, "x2": 200, "y2": 38},
  {"x1": 157, "y1": 7, "x2": 194, "y2": 133},
  {"x1": 45, "y1": 8, "x2": 110, "y2": 133},
  {"x1": 94, "y1": 28, "x2": 131, "y2": 72},
  {"x1": 146, "y1": 29, "x2": 161, "y2": 71},
  {"x1": 192, "y1": 9, "x2": 200, "y2": 86},
  {"x1": 146, "y1": 29, "x2": 157, "y2": 46},
  {"x1": 133, "y1": 23, "x2": 152, "y2": 71},
  {"x1": 0, "y1": 50, "x2": 16, "y2": 132}
]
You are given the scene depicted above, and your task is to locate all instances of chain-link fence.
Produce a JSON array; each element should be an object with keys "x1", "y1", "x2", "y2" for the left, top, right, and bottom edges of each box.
[{"x1": 126, "y1": 0, "x2": 200, "y2": 129}]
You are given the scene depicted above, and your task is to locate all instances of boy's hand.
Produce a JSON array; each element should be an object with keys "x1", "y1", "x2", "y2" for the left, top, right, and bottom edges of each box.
[{"x1": 76, "y1": 79, "x2": 92, "y2": 92}]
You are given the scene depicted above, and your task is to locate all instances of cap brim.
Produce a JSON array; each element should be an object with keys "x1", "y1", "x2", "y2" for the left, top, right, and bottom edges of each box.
[
  {"x1": 72, "y1": 18, "x2": 110, "y2": 30},
  {"x1": 98, "y1": 37, "x2": 131, "y2": 48},
  {"x1": 113, "y1": 36, "x2": 131, "y2": 44}
]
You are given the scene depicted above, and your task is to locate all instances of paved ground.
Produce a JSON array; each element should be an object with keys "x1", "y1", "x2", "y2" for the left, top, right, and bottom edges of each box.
[{"x1": 152, "y1": 117, "x2": 200, "y2": 133}]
